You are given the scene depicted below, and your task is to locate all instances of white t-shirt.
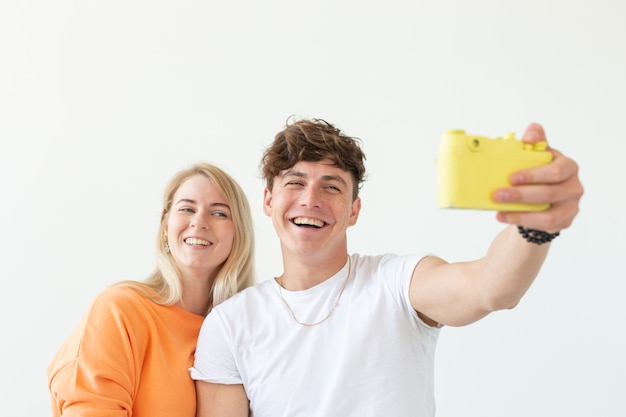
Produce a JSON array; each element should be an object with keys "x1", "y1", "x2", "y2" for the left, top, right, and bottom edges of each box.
[{"x1": 190, "y1": 253, "x2": 440, "y2": 417}]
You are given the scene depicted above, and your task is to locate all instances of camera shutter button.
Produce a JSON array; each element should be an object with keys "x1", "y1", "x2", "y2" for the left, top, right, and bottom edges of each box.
[{"x1": 466, "y1": 136, "x2": 482, "y2": 152}]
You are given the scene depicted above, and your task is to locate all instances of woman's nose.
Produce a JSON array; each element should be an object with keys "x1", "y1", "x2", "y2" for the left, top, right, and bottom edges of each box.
[{"x1": 191, "y1": 214, "x2": 209, "y2": 230}]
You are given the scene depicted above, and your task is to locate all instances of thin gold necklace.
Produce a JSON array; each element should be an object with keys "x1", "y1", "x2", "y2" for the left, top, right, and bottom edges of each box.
[{"x1": 277, "y1": 257, "x2": 352, "y2": 327}]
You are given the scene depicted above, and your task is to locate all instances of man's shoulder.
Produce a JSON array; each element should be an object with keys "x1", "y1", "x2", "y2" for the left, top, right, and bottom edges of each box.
[
  {"x1": 352, "y1": 252, "x2": 429, "y2": 269},
  {"x1": 356, "y1": 252, "x2": 432, "y2": 262},
  {"x1": 215, "y1": 279, "x2": 274, "y2": 309},
  {"x1": 352, "y1": 252, "x2": 434, "y2": 282}
]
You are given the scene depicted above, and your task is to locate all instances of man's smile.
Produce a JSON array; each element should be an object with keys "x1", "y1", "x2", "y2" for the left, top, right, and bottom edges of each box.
[{"x1": 292, "y1": 217, "x2": 325, "y2": 228}]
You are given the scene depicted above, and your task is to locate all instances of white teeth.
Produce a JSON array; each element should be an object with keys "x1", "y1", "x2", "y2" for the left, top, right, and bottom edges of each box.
[
  {"x1": 185, "y1": 238, "x2": 210, "y2": 246},
  {"x1": 293, "y1": 217, "x2": 324, "y2": 228}
]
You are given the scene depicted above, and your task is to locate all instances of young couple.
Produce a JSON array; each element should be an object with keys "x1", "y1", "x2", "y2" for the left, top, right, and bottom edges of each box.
[{"x1": 49, "y1": 117, "x2": 583, "y2": 416}]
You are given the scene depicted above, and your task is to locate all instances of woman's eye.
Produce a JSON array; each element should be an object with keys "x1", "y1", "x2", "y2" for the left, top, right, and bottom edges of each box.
[
  {"x1": 213, "y1": 211, "x2": 228, "y2": 218},
  {"x1": 179, "y1": 207, "x2": 195, "y2": 213}
]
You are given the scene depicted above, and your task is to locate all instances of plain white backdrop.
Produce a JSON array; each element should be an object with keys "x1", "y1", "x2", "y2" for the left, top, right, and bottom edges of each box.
[{"x1": 1, "y1": 1, "x2": 624, "y2": 416}]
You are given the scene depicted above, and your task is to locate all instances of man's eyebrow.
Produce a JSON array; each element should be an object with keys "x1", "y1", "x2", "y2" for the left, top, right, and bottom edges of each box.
[
  {"x1": 321, "y1": 174, "x2": 348, "y2": 187},
  {"x1": 282, "y1": 170, "x2": 306, "y2": 179},
  {"x1": 282, "y1": 170, "x2": 348, "y2": 187}
]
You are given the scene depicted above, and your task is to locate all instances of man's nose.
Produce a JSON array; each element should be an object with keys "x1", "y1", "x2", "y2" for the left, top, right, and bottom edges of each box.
[{"x1": 300, "y1": 186, "x2": 322, "y2": 208}]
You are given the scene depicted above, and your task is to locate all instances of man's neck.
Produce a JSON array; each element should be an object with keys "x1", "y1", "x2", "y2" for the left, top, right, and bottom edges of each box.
[{"x1": 279, "y1": 250, "x2": 348, "y2": 291}]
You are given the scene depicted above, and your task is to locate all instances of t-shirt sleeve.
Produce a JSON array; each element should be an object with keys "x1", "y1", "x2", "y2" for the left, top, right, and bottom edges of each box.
[
  {"x1": 377, "y1": 252, "x2": 437, "y2": 329},
  {"x1": 189, "y1": 310, "x2": 242, "y2": 384},
  {"x1": 47, "y1": 288, "x2": 140, "y2": 417}
]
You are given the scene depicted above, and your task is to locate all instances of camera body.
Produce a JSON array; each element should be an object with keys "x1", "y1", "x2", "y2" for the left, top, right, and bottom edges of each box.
[{"x1": 437, "y1": 129, "x2": 553, "y2": 211}]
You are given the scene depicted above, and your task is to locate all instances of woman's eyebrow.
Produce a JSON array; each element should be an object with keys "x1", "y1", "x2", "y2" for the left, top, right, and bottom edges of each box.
[
  {"x1": 174, "y1": 199, "x2": 230, "y2": 210},
  {"x1": 174, "y1": 198, "x2": 196, "y2": 205}
]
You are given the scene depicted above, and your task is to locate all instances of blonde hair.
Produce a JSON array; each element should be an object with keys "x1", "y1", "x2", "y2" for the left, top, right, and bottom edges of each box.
[{"x1": 120, "y1": 162, "x2": 255, "y2": 314}]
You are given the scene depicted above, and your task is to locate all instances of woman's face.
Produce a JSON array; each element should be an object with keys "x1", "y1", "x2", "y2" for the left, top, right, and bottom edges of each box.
[{"x1": 165, "y1": 174, "x2": 235, "y2": 282}]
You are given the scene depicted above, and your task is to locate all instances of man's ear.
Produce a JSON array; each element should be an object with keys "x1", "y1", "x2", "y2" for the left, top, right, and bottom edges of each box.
[
  {"x1": 263, "y1": 188, "x2": 273, "y2": 217},
  {"x1": 349, "y1": 197, "x2": 361, "y2": 226}
]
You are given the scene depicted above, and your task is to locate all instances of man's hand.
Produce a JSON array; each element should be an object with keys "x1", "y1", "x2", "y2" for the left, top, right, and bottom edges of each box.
[{"x1": 493, "y1": 123, "x2": 584, "y2": 233}]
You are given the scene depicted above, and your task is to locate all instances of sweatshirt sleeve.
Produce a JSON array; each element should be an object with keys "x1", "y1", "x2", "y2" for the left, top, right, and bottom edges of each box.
[{"x1": 48, "y1": 287, "x2": 144, "y2": 417}]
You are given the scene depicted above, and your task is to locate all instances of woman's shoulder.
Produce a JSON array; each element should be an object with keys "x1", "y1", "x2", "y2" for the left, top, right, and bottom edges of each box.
[{"x1": 90, "y1": 282, "x2": 157, "y2": 313}]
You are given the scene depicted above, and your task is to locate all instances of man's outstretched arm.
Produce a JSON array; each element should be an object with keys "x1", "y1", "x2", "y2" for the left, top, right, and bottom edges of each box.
[{"x1": 195, "y1": 381, "x2": 249, "y2": 417}]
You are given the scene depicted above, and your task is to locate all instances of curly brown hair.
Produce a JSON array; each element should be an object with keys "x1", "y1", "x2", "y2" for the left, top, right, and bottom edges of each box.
[{"x1": 261, "y1": 117, "x2": 367, "y2": 200}]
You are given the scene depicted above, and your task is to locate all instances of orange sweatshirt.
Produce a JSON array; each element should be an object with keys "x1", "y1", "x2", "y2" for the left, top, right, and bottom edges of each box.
[{"x1": 48, "y1": 284, "x2": 205, "y2": 417}]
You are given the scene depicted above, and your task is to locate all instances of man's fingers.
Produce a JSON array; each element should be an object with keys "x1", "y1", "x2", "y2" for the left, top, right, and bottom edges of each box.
[
  {"x1": 521, "y1": 123, "x2": 547, "y2": 144},
  {"x1": 508, "y1": 149, "x2": 578, "y2": 186}
]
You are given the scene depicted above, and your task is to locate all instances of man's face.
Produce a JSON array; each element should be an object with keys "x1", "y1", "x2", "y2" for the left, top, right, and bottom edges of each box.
[{"x1": 263, "y1": 159, "x2": 361, "y2": 258}]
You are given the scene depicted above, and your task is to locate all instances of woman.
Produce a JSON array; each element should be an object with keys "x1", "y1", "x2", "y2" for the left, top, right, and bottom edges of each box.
[{"x1": 48, "y1": 162, "x2": 255, "y2": 416}]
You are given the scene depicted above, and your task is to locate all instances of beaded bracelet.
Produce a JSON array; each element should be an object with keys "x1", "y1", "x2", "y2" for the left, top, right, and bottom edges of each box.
[{"x1": 517, "y1": 226, "x2": 560, "y2": 245}]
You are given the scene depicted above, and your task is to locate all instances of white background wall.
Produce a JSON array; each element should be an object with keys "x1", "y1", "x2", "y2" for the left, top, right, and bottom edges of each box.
[{"x1": 1, "y1": 1, "x2": 624, "y2": 416}]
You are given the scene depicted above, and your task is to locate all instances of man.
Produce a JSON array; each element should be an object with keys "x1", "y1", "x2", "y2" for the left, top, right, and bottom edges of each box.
[{"x1": 190, "y1": 117, "x2": 583, "y2": 417}]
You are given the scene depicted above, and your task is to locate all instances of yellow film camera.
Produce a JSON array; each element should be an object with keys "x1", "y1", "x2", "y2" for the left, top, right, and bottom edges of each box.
[{"x1": 437, "y1": 129, "x2": 553, "y2": 211}]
